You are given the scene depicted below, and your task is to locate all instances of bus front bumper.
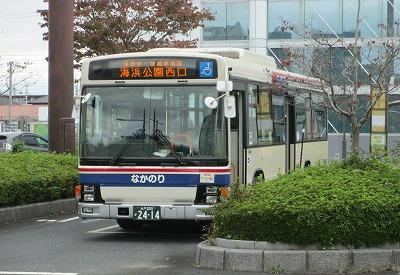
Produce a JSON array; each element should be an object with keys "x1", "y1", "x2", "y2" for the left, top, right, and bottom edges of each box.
[{"x1": 78, "y1": 202, "x2": 213, "y2": 220}]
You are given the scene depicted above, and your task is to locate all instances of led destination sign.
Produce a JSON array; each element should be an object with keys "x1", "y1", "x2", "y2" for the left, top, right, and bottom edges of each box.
[{"x1": 88, "y1": 57, "x2": 218, "y2": 80}]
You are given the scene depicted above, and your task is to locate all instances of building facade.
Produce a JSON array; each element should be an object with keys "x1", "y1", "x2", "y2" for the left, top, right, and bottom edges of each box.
[
  {"x1": 192, "y1": 0, "x2": 400, "y2": 158},
  {"x1": 0, "y1": 95, "x2": 48, "y2": 135},
  {"x1": 196, "y1": 0, "x2": 399, "y2": 54}
]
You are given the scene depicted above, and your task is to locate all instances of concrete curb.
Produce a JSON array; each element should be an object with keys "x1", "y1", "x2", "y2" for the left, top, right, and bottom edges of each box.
[
  {"x1": 196, "y1": 239, "x2": 400, "y2": 273},
  {"x1": 0, "y1": 198, "x2": 78, "y2": 224}
]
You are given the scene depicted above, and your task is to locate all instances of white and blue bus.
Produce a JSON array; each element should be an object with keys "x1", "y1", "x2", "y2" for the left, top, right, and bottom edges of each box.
[{"x1": 76, "y1": 48, "x2": 328, "y2": 229}]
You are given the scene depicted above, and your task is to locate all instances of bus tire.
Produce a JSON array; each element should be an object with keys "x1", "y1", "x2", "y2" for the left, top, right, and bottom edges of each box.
[{"x1": 116, "y1": 219, "x2": 143, "y2": 230}]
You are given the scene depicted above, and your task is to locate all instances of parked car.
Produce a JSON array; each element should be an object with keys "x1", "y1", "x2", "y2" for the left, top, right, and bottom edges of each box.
[{"x1": 0, "y1": 132, "x2": 48, "y2": 152}]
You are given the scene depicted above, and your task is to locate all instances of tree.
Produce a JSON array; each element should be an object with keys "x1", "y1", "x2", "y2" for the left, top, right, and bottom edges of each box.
[
  {"x1": 38, "y1": 0, "x2": 214, "y2": 66},
  {"x1": 275, "y1": 0, "x2": 400, "y2": 154},
  {"x1": 0, "y1": 62, "x2": 37, "y2": 97}
]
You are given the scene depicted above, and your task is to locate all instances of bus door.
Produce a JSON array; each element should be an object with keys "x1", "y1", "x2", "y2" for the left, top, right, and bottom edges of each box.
[
  {"x1": 229, "y1": 82, "x2": 245, "y2": 184},
  {"x1": 286, "y1": 96, "x2": 296, "y2": 172}
]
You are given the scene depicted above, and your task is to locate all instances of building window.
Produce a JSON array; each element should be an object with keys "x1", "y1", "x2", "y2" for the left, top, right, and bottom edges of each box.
[
  {"x1": 305, "y1": 0, "x2": 343, "y2": 37},
  {"x1": 203, "y1": 2, "x2": 249, "y2": 41},
  {"x1": 203, "y1": 3, "x2": 226, "y2": 41},
  {"x1": 268, "y1": 48, "x2": 305, "y2": 74},
  {"x1": 227, "y1": 3, "x2": 249, "y2": 40},
  {"x1": 343, "y1": 0, "x2": 386, "y2": 38},
  {"x1": 268, "y1": 0, "x2": 304, "y2": 39}
]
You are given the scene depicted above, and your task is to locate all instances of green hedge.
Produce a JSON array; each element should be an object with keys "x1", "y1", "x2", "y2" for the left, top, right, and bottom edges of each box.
[
  {"x1": 211, "y1": 157, "x2": 400, "y2": 247},
  {"x1": 0, "y1": 151, "x2": 78, "y2": 207}
]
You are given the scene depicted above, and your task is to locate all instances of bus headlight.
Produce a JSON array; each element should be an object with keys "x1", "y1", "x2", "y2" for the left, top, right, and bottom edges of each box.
[
  {"x1": 206, "y1": 195, "x2": 218, "y2": 204},
  {"x1": 206, "y1": 186, "x2": 218, "y2": 194},
  {"x1": 84, "y1": 185, "x2": 94, "y2": 192},
  {"x1": 84, "y1": 193, "x2": 95, "y2": 202}
]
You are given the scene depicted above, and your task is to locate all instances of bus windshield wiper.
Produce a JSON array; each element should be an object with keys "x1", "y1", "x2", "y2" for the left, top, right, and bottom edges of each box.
[
  {"x1": 153, "y1": 129, "x2": 184, "y2": 165},
  {"x1": 109, "y1": 128, "x2": 144, "y2": 166}
]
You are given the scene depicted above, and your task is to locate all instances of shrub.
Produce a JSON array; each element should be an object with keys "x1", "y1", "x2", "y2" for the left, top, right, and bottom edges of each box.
[
  {"x1": 11, "y1": 140, "x2": 27, "y2": 153},
  {"x1": 0, "y1": 151, "x2": 78, "y2": 207},
  {"x1": 211, "y1": 158, "x2": 400, "y2": 247}
]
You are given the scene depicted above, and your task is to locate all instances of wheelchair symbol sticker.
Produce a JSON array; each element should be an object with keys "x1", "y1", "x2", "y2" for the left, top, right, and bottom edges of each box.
[{"x1": 199, "y1": 61, "x2": 214, "y2": 78}]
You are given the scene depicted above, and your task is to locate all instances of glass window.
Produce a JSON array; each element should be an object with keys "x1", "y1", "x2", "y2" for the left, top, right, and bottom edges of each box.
[
  {"x1": 295, "y1": 93, "x2": 313, "y2": 141},
  {"x1": 268, "y1": 0, "x2": 303, "y2": 39},
  {"x1": 227, "y1": 3, "x2": 249, "y2": 40},
  {"x1": 395, "y1": 54, "x2": 400, "y2": 84},
  {"x1": 360, "y1": 47, "x2": 386, "y2": 84},
  {"x1": 247, "y1": 84, "x2": 258, "y2": 146},
  {"x1": 386, "y1": 0, "x2": 398, "y2": 37},
  {"x1": 268, "y1": 48, "x2": 304, "y2": 74},
  {"x1": 203, "y1": 3, "x2": 226, "y2": 41},
  {"x1": 305, "y1": 0, "x2": 342, "y2": 37},
  {"x1": 393, "y1": 0, "x2": 400, "y2": 37},
  {"x1": 80, "y1": 86, "x2": 227, "y2": 161},
  {"x1": 327, "y1": 95, "x2": 371, "y2": 134},
  {"x1": 343, "y1": 0, "x2": 386, "y2": 38},
  {"x1": 257, "y1": 89, "x2": 273, "y2": 143},
  {"x1": 272, "y1": 93, "x2": 286, "y2": 143},
  {"x1": 203, "y1": 2, "x2": 249, "y2": 41},
  {"x1": 311, "y1": 94, "x2": 327, "y2": 139},
  {"x1": 247, "y1": 85, "x2": 274, "y2": 145},
  {"x1": 388, "y1": 94, "x2": 400, "y2": 133},
  {"x1": 21, "y1": 135, "x2": 39, "y2": 146}
]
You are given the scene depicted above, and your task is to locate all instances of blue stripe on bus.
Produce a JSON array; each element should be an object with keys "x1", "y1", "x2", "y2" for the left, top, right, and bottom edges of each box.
[{"x1": 79, "y1": 173, "x2": 230, "y2": 187}]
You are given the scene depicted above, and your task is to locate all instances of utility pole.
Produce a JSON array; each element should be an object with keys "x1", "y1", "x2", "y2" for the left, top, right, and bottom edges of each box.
[
  {"x1": 48, "y1": 0, "x2": 74, "y2": 152},
  {"x1": 8, "y1": 61, "x2": 13, "y2": 132}
]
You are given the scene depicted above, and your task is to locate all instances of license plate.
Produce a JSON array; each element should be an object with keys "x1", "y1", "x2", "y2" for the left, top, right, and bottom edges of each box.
[{"x1": 132, "y1": 206, "x2": 161, "y2": 220}]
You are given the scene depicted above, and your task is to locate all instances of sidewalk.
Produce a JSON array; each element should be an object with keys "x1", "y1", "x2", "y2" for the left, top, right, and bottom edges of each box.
[{"x1": 197, "y1": 238, "x2": 400, "y2": 273}]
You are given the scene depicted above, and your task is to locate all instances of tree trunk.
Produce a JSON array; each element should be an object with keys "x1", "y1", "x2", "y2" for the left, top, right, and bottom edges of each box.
[{"x1": 351, "y1": 126, "x2": 361, "y2": 154}]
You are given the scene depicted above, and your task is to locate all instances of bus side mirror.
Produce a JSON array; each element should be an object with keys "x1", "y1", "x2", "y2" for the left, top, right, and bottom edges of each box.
[{"x1": 224, "y1": 95, "x2": 236, "y2": 118}]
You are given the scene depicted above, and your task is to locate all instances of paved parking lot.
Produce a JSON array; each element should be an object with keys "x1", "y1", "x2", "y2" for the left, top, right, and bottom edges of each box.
[{"x1": 0, "y1": 214, "x2": 267, "y2": 275}]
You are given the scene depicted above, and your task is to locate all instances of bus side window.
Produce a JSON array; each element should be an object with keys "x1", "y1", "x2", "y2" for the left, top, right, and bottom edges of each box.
[{"x1": 272, "y1": 93, "x2": 286, "y2": 143}]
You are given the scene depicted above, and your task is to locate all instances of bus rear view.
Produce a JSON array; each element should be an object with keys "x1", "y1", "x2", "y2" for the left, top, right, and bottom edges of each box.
[{"x1": 77, "y1": 49, "x2": 231, "y2": 229}]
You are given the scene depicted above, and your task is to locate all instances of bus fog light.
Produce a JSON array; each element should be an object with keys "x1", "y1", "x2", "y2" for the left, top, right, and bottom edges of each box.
[
  {"x1": 82, "y1": 207, "x2": 94, "y2": 214},
  {"x1": 206, "y1": 196, "x2": 218, "y2": 204},
  {"x1": 84, "y1": 185, "x2": 94, "y2": 192},
  {"x1": 206, "y1": 186, "x2": 218, "y2": 194},
  {"x1": 84, "y1": 193, "x2": 95, "y2": 202}
]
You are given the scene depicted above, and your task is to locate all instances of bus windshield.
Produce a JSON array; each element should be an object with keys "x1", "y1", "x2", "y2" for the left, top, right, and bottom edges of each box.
[{"x1": 80, "y1": 86, "x2": 227, "y2": 163}]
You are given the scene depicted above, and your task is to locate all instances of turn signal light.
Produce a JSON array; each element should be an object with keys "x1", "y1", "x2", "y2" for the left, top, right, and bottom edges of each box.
[
  {"x1": 219, "y1": 186, "x2": 230, "y2": 198},
  {"x1": 74, "y1": 185, "x2": 81, "y2": 200}
]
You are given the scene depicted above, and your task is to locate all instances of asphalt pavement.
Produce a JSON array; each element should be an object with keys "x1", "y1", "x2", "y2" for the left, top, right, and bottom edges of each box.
[
  {"x1": 0, "y1": 214, "x2": 398, "y2": 275},
  {"x1": 0, "y1": 213, "x2": 267, "y2": 275}
]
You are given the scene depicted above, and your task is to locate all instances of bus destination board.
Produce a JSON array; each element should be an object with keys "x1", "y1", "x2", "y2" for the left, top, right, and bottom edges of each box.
[{"x1": 88, "y1": 57, "x2": 218, "y2": 80}]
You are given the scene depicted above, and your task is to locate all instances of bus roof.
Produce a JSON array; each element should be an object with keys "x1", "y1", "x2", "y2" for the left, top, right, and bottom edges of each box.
[{"x1": 81, "y1": 48, "x2": 323, "y2": 93}]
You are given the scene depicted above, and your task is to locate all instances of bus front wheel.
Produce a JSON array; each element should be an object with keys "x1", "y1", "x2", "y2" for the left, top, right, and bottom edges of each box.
[{"x1": 116, "y1": 219, "x2": 143, "y2": 230}]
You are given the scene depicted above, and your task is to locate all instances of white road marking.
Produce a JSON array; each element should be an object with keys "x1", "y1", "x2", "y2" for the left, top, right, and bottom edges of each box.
[
  {"x1": 80, "y1": 218, "x2": 101, "y2": 224},
  {"x1": 36, "y1": 219, "x2": 47, "y2": 222},
  {"x1": 47, "y1": 220, "x2": 57, "y2": 222},
  {"x1": 87, "y1": 225, "x2": 120, "y2": 234},
  {"x1": 0, "y1": 272, "x2": 77, "y2": 275},
  {"x1": 58, "y1": 217, "x2": 80, "y2": 223}
]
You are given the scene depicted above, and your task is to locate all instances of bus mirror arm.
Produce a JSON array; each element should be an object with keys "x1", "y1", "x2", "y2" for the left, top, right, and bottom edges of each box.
[{"x1": 204, "y1": 93, "x2": 236, "y2": 118}]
